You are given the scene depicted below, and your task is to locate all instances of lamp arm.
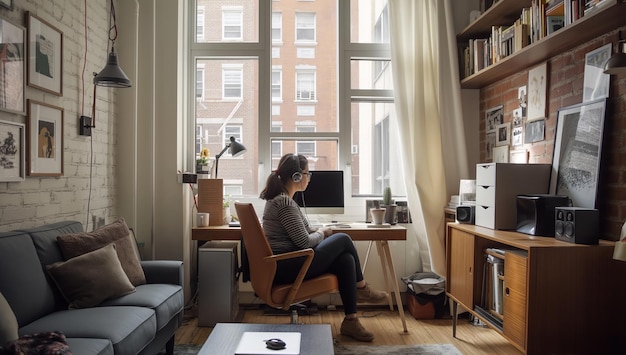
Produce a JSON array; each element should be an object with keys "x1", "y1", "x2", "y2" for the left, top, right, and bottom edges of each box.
[{"x1": 214, "y1": 144, "x2": 231, "y2": 179}]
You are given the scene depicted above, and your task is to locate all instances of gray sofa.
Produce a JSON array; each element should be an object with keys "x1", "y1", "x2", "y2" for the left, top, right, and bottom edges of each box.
[{"x1": 0, "y1": 221, "x2": 184, "y2": 355}]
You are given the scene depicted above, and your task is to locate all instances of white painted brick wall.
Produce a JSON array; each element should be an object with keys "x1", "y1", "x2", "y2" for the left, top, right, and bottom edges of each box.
[{"x1": 0, "y1": 0, "x2": 116, "y2": 232}]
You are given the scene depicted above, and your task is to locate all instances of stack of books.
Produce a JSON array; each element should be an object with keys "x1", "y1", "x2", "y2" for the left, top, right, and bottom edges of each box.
[{"x1": 447, "y1": 195, "x2": 460, "y2": 209}]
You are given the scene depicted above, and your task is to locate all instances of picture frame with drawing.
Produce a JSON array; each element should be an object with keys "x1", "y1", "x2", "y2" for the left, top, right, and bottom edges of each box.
[
  {"x1": 0, "y1": 119, "x2": 25, "y2": 181},
  {"x1": 550, "y1": 98, "x2": 607, "y2": 208},
  {"x1": 27, "y1": 100, "x2": 64, "y2": 176},
  {"x1": 0, "y1": 17, "x2": 26, "y2": 115},
  {"x1": 26, "y1": 12, "x2": 63, "y2": 96}
]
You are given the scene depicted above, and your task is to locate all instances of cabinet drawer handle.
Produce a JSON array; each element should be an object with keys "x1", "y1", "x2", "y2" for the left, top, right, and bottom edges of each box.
[{"x1": 505, "y1": 287, "x2": 510, "y2": 296}]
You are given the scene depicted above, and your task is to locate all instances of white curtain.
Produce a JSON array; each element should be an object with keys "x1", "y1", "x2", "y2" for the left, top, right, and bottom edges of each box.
[{"x1": 389, "y1": 0, "x2": 469, "y2": 276}]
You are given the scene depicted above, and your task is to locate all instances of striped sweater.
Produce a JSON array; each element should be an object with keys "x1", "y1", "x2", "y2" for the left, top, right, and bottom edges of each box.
[{"x1": 262, "y1": 194, "x2": 324, "y2": 254}]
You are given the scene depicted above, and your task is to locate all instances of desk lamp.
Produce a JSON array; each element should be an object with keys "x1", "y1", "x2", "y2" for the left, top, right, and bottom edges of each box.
[{"x1": 214, "y1": 136, "x2": 247, "y2": 178}]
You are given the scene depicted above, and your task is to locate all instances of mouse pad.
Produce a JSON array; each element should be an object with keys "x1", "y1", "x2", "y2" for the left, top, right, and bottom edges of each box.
[{"x1": 235, "y1": 332, "x2": 301, "y2": 354}]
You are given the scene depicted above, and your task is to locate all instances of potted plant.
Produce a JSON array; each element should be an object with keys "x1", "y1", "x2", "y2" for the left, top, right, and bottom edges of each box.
[
  {"x1": 223, "y1": 194, "x2": 231, "y2": 224},
  {"x1": 382, "y1": 187, "x2": 397, "y2": 225},
  {"x1": 196, "y1": 147, "x2": 210, "y2": 174},
  {"x1": 370, "y1": 200, "x2": 386, "y2": 225}
]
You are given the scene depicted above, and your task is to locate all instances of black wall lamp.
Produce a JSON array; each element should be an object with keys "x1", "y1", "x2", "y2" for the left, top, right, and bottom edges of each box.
[
  {"x1": 80, "y1": 0, "x2": 132, "y2": 136},
  {"x1": 604, "y1": 30, "x2": 626, "y2": 75}
]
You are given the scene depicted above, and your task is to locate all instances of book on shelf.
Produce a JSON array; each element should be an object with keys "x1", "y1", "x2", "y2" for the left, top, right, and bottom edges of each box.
[{"x1": 546, "y1": 15, "x2": 565, "y2": 35}]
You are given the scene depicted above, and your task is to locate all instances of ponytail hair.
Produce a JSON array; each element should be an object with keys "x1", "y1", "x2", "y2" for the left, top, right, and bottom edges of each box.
[{"x1": 259, "y1": 153, "x2": 308, "y2": 200}]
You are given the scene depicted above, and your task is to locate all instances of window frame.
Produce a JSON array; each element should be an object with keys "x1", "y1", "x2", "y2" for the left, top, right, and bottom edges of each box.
[
  {"x1": 222, "y1": 9, "x2": 243, "y2": 41},
  {"x1": 188, "y1": 0, "x2": 394, "y2": 196}
]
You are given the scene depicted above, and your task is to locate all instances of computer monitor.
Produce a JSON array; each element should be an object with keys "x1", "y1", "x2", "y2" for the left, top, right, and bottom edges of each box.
[{"x1": 293, "y1": 170, "x2": 344, "y2": 214}]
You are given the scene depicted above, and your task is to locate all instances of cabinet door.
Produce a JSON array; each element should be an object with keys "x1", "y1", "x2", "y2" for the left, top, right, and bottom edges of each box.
[
  {"x1": 448, "y1": 229, "x2": 474, "y2": 308},
  {"x1": 503, "y1": 251, "x2": 527, "y2": 349}
]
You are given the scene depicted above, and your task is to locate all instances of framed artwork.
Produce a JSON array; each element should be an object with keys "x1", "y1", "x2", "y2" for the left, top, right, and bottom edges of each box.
[
  {"x1": 26, "y1": 12, "x2": 63, "y2": 96},
  {"x1": 583, "y1": 43, "x2": 611, "y2": 102},
  {"x1": 0, "y1": 0, "x2": 11, "y2": 10},
  {"x1": 510, "y1": 149, "x2": 528, "y2": 164},
  {"x1": 0, "y1": 17, "x2": 26, "y2": 115},
  {"x1": 485, "y1": 132, "x2": 495, "y2": 162},
  {"x1": 495, "y1": 122, "x2": 511, "y2": 146},
  {"x1": 511, "y1": 125, "x2": 523, "y2": 146},
  {"x1": 550, "y1": 98, "x2": 607, "y2": 208},
  {"x1": 524, "y1": 119, "x2": 545, "y2": 144},
  {"x1": 485, "y1": 105, "x2": 503, "y2": 133},
  {"x1": 527, "y1": 63, "x2": 547, "y2": 122},
  {"x1": 0, "y1": 119, "x2": 25, "y2": 181},
  {"x1": 27, "y1": 100, "x2": 63, "y2": 176},
  {"x1": 493, "y1": 145, "x2": 509, "y2": 163}
]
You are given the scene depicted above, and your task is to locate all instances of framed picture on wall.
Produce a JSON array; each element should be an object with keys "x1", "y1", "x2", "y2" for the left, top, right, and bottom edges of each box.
[
  {"x1": 495, "y1": 122, "x2": 511, "y2": 146},
  {"x1": 0, "y1": 119, "x2": 25, "y2": 181},
  {"x1": 583, "y1": 43, "x2": 611, "y2": 102},
  {"x1": 0, "y1": 17, "x2": 26, "y2": 115},
  {"x1": 550, "y1": 98, "x2": 607, "y2": 208},
  {"x1": 27, "y1": 100, "x2": 64, "y2": 176},
  {"x1": 485, "y1": 105, "x2": 503, "y2": 133},
  {"x1": 0, "y1": 0, "x2": 12, "y2": 10},
  {"x1": 26, "y1": 12, "x2": 63, "y2": 96},
  {"x1": 527, "y1": 63, "x2": 547, "y2": 122}
]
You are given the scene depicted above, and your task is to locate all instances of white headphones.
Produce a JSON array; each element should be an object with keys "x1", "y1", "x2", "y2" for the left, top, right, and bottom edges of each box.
[{"x1": 291, "y1": 154, "x2": 303, "y2": 183}]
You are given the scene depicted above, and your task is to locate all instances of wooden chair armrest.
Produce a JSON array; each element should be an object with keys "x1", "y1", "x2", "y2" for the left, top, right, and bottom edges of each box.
[
  {"x1": 264, "y1": 248, "x2": 314, "y2": 262},
  {"x1": 263, "y1": 248, "x2": 315, "y2": 309}
]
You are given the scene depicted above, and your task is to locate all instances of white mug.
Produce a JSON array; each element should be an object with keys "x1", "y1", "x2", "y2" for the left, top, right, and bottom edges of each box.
[{"x1": 197, "y1": 213, "x2": 210, "y2": 227}]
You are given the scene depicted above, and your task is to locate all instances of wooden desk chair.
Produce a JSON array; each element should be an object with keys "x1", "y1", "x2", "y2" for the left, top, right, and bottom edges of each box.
[{"x1": 234, "y1": 202, "x2": 338, "y2": 311}]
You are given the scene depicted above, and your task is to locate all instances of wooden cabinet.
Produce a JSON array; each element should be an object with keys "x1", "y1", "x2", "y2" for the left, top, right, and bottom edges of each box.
[
  {"x1": 458, "y1": 0, "x2": 626, "y2": 89},
  {"x1": 446, "y1": 223, "x2": 624, "y2": 354}
]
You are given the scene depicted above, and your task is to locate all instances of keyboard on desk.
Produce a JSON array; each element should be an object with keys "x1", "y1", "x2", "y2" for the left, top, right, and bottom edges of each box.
[{"x1": 324, "y1": 223, "x2": 352, "y2": 228}]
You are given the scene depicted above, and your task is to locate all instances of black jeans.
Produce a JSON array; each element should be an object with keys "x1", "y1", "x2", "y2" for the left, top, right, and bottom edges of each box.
[{"x1": 274, "y1": 233, "x2": 364, "y2": 315}]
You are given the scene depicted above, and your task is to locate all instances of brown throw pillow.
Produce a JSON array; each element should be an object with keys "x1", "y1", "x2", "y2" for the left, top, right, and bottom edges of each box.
[
  {"x1": 57, "y1": 218, "x2": 146, "y2": 286},
  {"x1": 47, "y1": 244, "x2": 136, "y2": 309}
]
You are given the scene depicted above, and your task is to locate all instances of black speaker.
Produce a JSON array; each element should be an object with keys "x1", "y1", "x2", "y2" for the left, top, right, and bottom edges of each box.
[
  {"x1": 456, "y1": 205, "x2": 475, "y2": 224},
  {"x1": 554, "y1": 207, "x2": 599, "y2": 245},
  {"x1": 516, "y1": 194, "x2": 570, "y2": 236}
]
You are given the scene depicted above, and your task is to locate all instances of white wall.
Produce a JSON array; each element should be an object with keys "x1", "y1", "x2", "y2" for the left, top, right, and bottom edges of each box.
[{"x1": 0, "y1": 0, "x2": 115, "y2": 231}]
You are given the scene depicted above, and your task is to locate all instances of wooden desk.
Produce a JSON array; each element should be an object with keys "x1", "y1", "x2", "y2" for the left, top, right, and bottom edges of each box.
[{"x1": 192, "y1": 224, "x2": 408, "y2": 333}]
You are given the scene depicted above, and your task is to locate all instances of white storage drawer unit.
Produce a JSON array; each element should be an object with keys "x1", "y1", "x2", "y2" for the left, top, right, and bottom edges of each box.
[{"x1": 475, "y1": 163, "x2": 551, "y2": 230}]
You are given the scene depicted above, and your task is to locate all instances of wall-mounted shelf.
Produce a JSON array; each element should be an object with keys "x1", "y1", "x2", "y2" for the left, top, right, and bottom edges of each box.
[{"x1": 459, "y1": 0, "x2": 626, "y2": 89}]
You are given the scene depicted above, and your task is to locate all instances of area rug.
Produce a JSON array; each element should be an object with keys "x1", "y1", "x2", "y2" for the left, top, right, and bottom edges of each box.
[
  {"x1": 162, "y1": 343, "x2": 462, "y2": 354},
  {"x1": 334, "y1": 343, "x2": 462, "y2": 355}
]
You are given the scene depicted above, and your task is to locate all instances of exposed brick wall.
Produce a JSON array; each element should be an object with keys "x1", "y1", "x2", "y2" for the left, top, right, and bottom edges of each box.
[
  {"x1": 0, "y1": 0, "x2": 113, "y2": 232},
  {"x1": 480, "y1": 26, "x2": 626, "y2": 241}
]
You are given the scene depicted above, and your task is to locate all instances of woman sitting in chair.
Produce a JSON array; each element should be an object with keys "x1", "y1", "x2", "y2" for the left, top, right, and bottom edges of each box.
[{"x1": 260, "y1": 153, "x2": 388, "y2": 342}]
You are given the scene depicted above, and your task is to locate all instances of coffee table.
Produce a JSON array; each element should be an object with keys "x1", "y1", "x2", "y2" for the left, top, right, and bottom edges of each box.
[{"x1": 198, "y1": 323, "x2": 334, "y2": 355}]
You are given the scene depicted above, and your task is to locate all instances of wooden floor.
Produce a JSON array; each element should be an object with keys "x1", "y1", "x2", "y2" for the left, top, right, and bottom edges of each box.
[{"x1": 174, "y1": 304, "x2": 522, "y2": 355}]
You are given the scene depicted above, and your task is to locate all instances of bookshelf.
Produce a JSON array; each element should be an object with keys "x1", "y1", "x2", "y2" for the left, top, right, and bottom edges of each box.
[{"x1": 459, "y1": 0, "x2": 626, "y2": 89}]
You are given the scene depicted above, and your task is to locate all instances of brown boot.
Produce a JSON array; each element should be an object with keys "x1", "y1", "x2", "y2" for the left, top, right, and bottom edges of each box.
[
  {"x1": 340, "y1": 317, "x2": 374, "y2": 342},
  {"x1": 357, "y1": 283, "x2": 388, "y2": 303}
]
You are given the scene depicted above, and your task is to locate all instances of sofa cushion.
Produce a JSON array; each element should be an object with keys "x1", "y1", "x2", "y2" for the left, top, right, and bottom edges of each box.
[
  {"x1": 101, "y1": 283, "x2": 184, "y2": 330},
  {"x1": 0, "y1": 231, "x2": 58, "y2": 327},
  {"x1": 56, "y1": 218, "x2": 146, "y2": 286},
  {"x1": 47, "y1": 244, "x2": 136, "y2": 309},
  {"x1": 18, "y1": 306, "x2": 156, "y2": 355},
  {"x1": 0, "y1": 292, "x2": 18, "y2": 345},
  {"x1": 65, "y1": 338, "x2": 113, "y2": 355}
]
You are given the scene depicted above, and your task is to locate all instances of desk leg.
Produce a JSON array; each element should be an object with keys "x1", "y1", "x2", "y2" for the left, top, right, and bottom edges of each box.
[
  {"x1": 377, "y1": 240, "x2": 408, "y2": 333},
  {"x1": 375, "y1": 241, "x2": 394, "y2": 311},
  {"x1": 452, "y1": 299, "x2": 458, "y2": 338},
  {"x1": 361, "y1": 241, "x2": 374, "y2": 274}
]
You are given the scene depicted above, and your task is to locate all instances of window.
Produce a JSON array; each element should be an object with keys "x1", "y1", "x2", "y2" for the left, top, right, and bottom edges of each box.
[
  {"x1": 295, "y1": 12, "x2": 316, "y2": 42},
  {"x1": 196, "y1": 67, "x2": 204, "y2": 99},
  {"x1": 296, "y1": 70, "x2": 316, "y2": 101},
  {"x1": 190, "y1": 0, "x2": 400, "y2": 198},
  {"x1": 272, "y1": 69, "x2": 282, "y2": 101},
  {"x1": 196, "y1": 7, "x2": 205, "y2": 41},
  {"x1": 271, "y1": 125, "x2": 282, "y2": 158},
  {"x1": 222, "y1": 10, "x2": 243, "y2": 41},
  {"x1": 272, "y1": 12, "x2": 282, "y2": 42},
  {"x1": 222, "y1": 67, "x2": 242, "y2": 99}
]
